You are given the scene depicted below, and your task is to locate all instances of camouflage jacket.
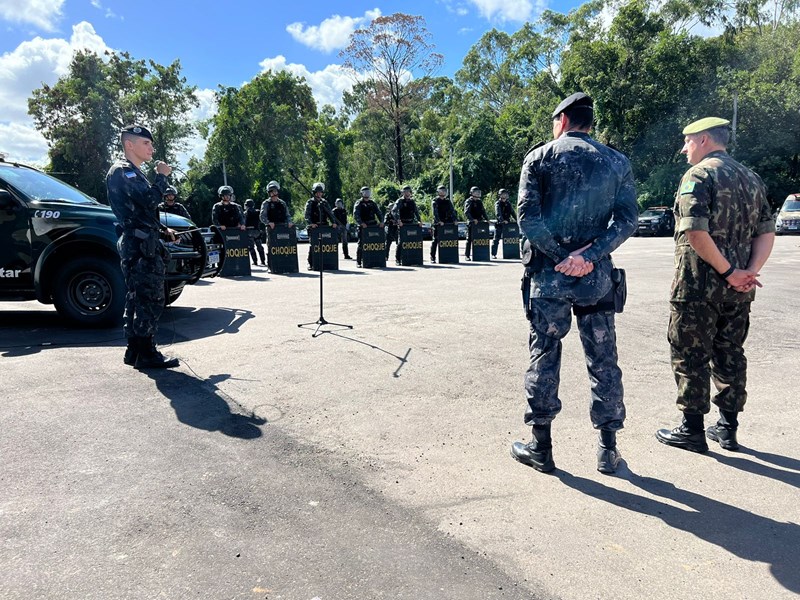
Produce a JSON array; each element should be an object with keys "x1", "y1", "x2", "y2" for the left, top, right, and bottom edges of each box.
[
  {"x1": 671, "y1": 150, "x2": 775, "y2": 303},
  {"x1": 260, "y1": 198, "x2": 291, "y2": 225},
  {"x1": 464, "y1": 197, "x2": 488, "y2": 222},
  {"x1": 106, "y1": 158, "x2": 169, "y2": 232},
  {"x1": 495, "y1": 199, "x2": 516, "y2": 223},
  {"x1": 432, "y1": 197, "x2": 456, "y2": 224},
  {"x1": 518, "y1": 131, "x2": 637, "y2": 300},
  {"x1": 304, "y1": 197, "x2": 336, "y2": 226}
]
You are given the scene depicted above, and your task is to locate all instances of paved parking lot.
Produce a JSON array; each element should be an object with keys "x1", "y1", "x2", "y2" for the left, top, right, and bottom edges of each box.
[{"x1": 2, "y1": 236, "x2": 799, "y2": 600}]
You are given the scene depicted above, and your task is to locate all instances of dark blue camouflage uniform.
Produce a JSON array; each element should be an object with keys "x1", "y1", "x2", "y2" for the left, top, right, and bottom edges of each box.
[
  {"x1": 670, "y1": 150, "x2": 775, "y2": 415},
  {"x1": 492, "y1": 198, "x2": 517, "y2": 256},
  {"x1": 106, "y1": 158, "x2": 170, "y2": 339},
  {"x1": 518, "y1": 131, "x2": 638, "y2": 431}
]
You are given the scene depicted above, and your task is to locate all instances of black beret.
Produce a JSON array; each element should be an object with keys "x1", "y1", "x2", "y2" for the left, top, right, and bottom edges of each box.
[
  {"x1": 551, "y1": 92, "x2": 593, "y2": 119},
  {"x1": 121, "y1": 124, "x2": 153, "y2": 141}
]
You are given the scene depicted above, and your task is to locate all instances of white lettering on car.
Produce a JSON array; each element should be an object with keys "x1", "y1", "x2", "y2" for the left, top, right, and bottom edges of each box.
[
  {"x1": 0, "y1": 268, "x2": 22, "y2": 278},
  {"x1": 34, "y1": 210, "x2": 61, "y2": 219}
]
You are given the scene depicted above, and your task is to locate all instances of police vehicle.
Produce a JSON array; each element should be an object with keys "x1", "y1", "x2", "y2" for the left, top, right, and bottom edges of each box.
[
  {"x1": 636, "y1": 206, "x2": 675, "y2": 237},
  {"x1": 775, "y1": 193, "x2": 800, "y2": 235},
  {"x1": 0, "y1": 158, "x2": 224, "y2": 326}
]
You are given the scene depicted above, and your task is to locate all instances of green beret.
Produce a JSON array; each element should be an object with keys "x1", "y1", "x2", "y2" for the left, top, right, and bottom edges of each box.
[{"x1": 682, "y1": 117, "x2": 730, "y2": 135}]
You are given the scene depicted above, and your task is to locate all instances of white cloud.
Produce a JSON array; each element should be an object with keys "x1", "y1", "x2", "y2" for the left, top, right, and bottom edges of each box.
[
  {"x1": 259, "y1": 55, "x2": 355, "y2": 110},
  {"x1": 0, "y1": 0, "x2": 65, "y2": 32},
  {"x1": 467, "y1": 0, "x2": 536, "y2": 23},
  {"x1": 0, "y1": 122, "x2": 48, "y2": 165},
  {"x1": 286, "y1": 8, "x2": 381, "y2": 53},
  {"x1": 0, "y1": 22, "x2": 111, "y2": 163},
  {"x1": 176, "y1": 88, "x2": 217, "y2": 168}
]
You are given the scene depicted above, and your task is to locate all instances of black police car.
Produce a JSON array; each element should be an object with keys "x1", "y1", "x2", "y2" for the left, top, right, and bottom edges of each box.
[
  {"x1": 636, "y1": 206, "x2": 675, "y2": 237},
  {"x1": 0, "y1": 158, "x2": 224, "y2": 326}
]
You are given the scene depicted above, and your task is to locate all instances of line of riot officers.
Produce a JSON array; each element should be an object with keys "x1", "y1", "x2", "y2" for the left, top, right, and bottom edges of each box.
[{"x1": 183, "y1": 179, "x2": 518, "y2": 271}]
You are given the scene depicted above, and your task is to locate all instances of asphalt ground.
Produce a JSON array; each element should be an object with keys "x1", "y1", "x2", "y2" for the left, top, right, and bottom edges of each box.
[{"x1": 1, "y1": 236, "x2": 799, "y2": 600}]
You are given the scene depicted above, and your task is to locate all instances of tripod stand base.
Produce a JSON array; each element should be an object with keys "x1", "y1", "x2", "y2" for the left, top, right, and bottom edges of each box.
[{"x1": 297, "y1": 317, "x2": 354, "y2": 338}]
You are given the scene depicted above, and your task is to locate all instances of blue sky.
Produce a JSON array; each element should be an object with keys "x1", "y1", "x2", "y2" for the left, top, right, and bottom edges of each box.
[{"x1": 0, "y1": 0, "x2": 584, "y2": 166}]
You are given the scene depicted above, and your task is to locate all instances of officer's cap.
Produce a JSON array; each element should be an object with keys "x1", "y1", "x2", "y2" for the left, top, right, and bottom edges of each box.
[
  {"x1": 682, "y1": 117, "x2": 731, "y2": 135},
  {"x1": 551, "y1": 92, "x2": 593, "y2": 119},
  {"x1": 121, "y1": 124, "x2": 153, "y2": 141}
]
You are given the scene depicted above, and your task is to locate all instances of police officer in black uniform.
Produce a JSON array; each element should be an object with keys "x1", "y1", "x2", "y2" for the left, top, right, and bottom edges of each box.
[
  {"x1": 303, "y1": 182, "x2": 338, "y2": 269},
  {"x1": 492, "y1": 188, "x2": 517, "y2": 258},
  {"x1": 106, "y1": 125, "x2": 179, "y2": 369},
  {"x1": 392, "y1": 185, "x2": 422, "y2": 265},
  {"x1": 332, "y1": 198, "x2": 352, "y2": 260},
  {"x1": 243, "y1": 198, "x2": 266, "y2": 266},
  {"x1": 158, "y1": 186, "x2": 191, "y2": 220},
  {"x1": 464, "y1": 186, "x2": 489, "y2": 260},
  {"x1": 212, "y1": 186, "x2": 246, "y2": 231},
  {"x1": 384, "y1": 200, "x2": 399, "y2": 261},
  {"x1": 353, "y1": 186, "x2": 383, "y2": 267},
  {"x1": 430, "y1": 184, "x2": 457, "y2": 263},
  {"x1": 260, "y1": 180, "x2": 294, "y2": 272}
]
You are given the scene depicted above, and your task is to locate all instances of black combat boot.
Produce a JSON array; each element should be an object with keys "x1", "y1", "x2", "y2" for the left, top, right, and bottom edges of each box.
[
  {"x1": 706, "y1": 410, "x2": 739, "y2": 451},
  {"x1": 655, "y1": 413, "x2": 708, "y2": 453},
  {"x1": 597, "y1": 430, "x2": 622, "y2": 474},
  {"x1": 123, "y1": 337, "x2": 139, "y2": 366},
  {"x1": 135, "y1": 336, "x2": 179, "y2": 369},
  {"x1": 511, "y1": 425, "x2": 555, "y2": 473}
]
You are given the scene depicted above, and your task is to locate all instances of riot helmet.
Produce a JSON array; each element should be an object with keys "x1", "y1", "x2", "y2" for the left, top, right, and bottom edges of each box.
[
  {"x1": 312, "y1": 182, "x2": 325, "y2": 193},
  {"x1": 267, "y1": 180, "x2": 280, "y2": 192},
  {"x1": 360, "y1": 186, "x2": 371, "y2": 197},
  {"x1": 245, "y1": 199, "x2": 255, "y2": 207},
  {"x1": 163, "y1": 185, "x2": 178, "y2": 200},
  {"x1": 499, "y1": 188, "x2": 509, "y2": 199},
  {"x1": 335, "y1": 198, "x2": 344, "y2": 208},
  {"x1": 218, "y1": 185, "x2": 234, "y2": 198}
]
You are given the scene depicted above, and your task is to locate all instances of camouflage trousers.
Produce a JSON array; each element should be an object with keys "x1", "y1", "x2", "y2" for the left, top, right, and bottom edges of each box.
[
  {"x1": 119, "y1": 234, "x2": 166, "y2": 339},
  {"x1": 524, "y1": 297, "x2": 625, "y2": 431},
  {"x1": 668, "y1": 301, "x2": 750, "y2": 414}
]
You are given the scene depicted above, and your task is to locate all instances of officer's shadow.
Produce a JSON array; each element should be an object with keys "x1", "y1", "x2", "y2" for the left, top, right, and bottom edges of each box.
[
  {"x1": 145, "y1": 369, "x2": 266, "y2": 439},
  {"x1": 557, "y1": 468, "x2": 800, "y2": 594}
]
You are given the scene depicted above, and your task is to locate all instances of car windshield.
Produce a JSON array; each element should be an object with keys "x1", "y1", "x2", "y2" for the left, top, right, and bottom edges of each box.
[
  {"x1": 640, "y1": 210, "x2": 663, "y2": 218},
  {"x1": 781, "y1": 200, "x2": 800, "y2": 212},
  {"x1": 0, "y1": 164, "x2": 97, "y2": 205}
]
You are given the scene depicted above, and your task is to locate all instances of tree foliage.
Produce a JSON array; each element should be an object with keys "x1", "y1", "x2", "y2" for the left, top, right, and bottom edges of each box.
[{"x1": 28, "y1": 51, "x2": 197, "y2": 202}]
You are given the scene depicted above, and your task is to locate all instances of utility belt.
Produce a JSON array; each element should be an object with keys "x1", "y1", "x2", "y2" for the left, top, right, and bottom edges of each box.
[
  {"x1": 126, "y1": 227, "x2": 166, "y2": 259},
  {"x1": 520, "y1": 238, "x2": 627, "y2": 318}
]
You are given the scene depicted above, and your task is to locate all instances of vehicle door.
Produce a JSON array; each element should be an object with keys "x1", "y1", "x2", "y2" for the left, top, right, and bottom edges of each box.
[{"x1": 0, "y1": 185, "x2": 33, "y2": 290}]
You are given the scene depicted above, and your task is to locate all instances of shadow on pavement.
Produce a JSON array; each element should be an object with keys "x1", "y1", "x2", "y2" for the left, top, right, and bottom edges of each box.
[
  {"x1": 318, "y1": 329, "x2": 411, "y2": 378},
  {"x1": 0, "y1": 307, "x2": 254, "y2": 357},
  {"x1": 146, "y1": 369, "x2": 266, "y2": 439},
  {"x1": 557, "y1": 468, "x2": 800, "y2": 595}
]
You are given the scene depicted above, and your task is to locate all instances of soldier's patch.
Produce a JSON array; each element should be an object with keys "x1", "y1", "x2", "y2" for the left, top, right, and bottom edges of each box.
[
  {"x1": 125, "y1": 171, "x2": 137, "y2": 178},
  {"x1": 680, "y1": 181, "x2": 696, "y2": 194}
]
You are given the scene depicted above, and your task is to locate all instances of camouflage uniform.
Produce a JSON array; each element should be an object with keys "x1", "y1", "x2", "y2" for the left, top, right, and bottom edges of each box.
[
  {"x1": 518, "y1": 131, "x2": 638, "y2": 430},
  {"x1": 106, "y1": 158, "x2": 170, "y2": 339},
  {"x1": 384, "y1": 203, "x2": 398, "y2": 260},
  {"x1": 260, "y1": 196, "x2": 292, "y2": 271},
  {"x1": 669, "y1": 150, "x2": 775, "y2": 415}
]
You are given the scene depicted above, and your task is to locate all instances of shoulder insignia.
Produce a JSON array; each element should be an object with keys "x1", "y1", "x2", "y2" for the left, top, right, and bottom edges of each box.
[
  {"x1": 124, "y1": 170, "x2": 137, "y2": 179},
  {"x1": 680, "y1": 181, "x2": 696, "y2": 195}
]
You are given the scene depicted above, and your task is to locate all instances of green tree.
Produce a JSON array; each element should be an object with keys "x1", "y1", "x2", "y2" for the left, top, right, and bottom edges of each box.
[
  {"x1": 28, "y1": 51, "x2": 198, "y2": 202},
  {"x1": 341, "y1": 13, "x2": 443, "y2": 182}
]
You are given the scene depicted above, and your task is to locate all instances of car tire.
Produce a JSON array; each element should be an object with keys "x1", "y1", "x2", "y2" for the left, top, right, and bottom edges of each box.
[{"x1": 53, "y1": 256, "x2": 125, "y2": 327}]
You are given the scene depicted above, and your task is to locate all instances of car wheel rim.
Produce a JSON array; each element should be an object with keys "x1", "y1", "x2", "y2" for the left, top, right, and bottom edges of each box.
[{"x1": 70, "y1": 272, "x2": 112, "y2": 313}]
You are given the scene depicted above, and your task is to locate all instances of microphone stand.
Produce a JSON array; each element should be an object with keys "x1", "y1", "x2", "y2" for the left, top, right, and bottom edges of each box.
[{"x1": 288, "y1": 169, "x2": 353, "y2": 338}]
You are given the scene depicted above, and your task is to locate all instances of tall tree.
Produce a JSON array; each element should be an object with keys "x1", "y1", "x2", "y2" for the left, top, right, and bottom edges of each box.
[
  {"x1": 340, "y1": 13, "x2": 443, "y2": 182},
  {"x1": 29, "y1": 51, "x2": 198, "y2": 202}
]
